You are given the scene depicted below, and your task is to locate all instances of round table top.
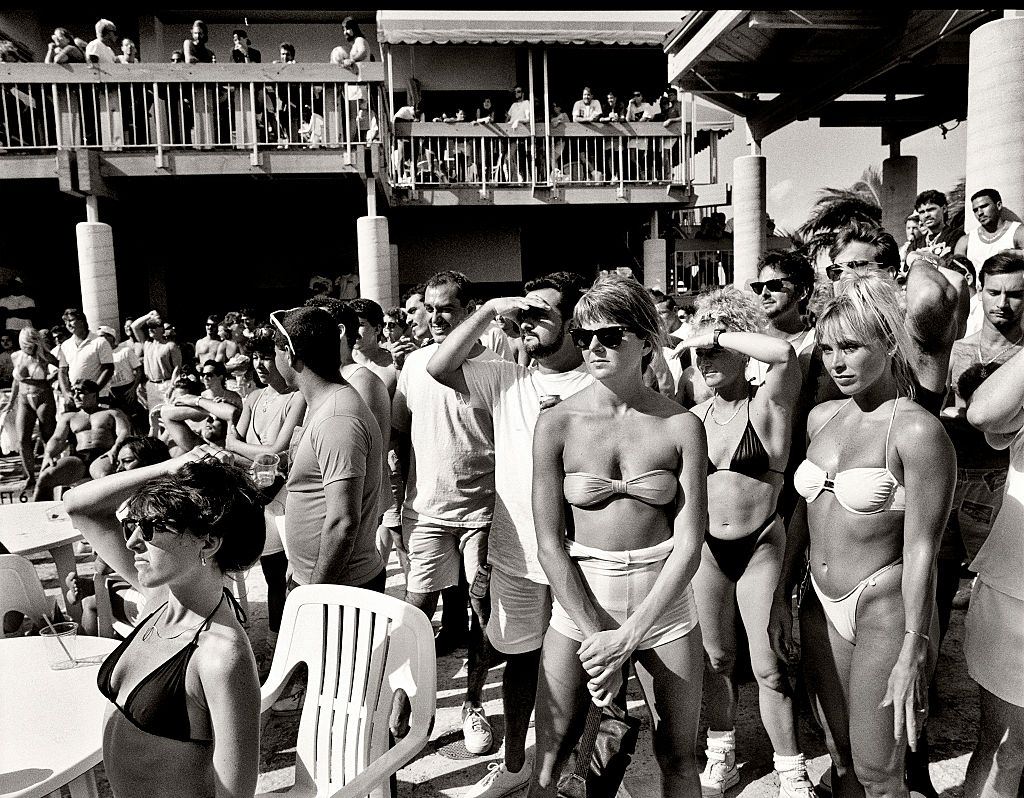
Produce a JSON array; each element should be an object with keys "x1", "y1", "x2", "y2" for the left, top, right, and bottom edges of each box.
[
  {"x1": 0, "y1": 501, "x2": 82, "y2": 557},
  {"x1": 0, "y1": 635, "x2": 118, "y2": 798}
]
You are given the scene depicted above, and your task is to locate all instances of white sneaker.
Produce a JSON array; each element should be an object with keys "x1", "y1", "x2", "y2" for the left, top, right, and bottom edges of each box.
[
  {"x1": 462, "y1": 705, "x2": 493, "y2": 755},
  {"x1": 701, "y1": 748, "x2": 739, "y2": 796},
  {"x1": 464, "y1": 757, "x2": 532, "y2": 798},
  {"x1": 779, "y1": 767, "x2": 815, "y2": 798}
]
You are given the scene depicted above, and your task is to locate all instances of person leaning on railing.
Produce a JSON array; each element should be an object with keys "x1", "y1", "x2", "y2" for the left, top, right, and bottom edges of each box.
[{"x1": 44, "y1": 28, "x2": 85, "y2": 63}]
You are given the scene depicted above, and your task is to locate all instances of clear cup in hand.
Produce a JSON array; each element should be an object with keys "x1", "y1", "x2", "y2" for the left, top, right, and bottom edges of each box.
[
  {"x1": 252, "y1": 453, "x2": 280, "y2": 488},
  {"x1": 40, "y1": 621, "x2": 79, "y2": 669}
]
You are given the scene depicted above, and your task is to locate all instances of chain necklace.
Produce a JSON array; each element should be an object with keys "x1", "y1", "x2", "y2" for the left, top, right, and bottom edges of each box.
[
  {"x1": 977, "y1": 221, "x2": 1009, "y2": 243},
  {"x1": 141, "y1": 603, "x2": 208, "y2": 642},
  {"x1": 710, "y1": 395, "x2": 747, "y2": 426},
  {"x1": 978, "y1": 331, "x2": 1024, "y2": 367}
]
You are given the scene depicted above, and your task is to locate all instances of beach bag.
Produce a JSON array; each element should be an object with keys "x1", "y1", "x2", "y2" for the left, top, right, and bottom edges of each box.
[{"x1": 557, "y1": 690, "x2": 640, "y2": 798}]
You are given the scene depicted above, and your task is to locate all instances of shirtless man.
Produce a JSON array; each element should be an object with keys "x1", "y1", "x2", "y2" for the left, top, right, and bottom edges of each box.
[
  {"x1": 130, "y1": 310, "x2": 183, "y2": 411},
  {"x1": 349, "y1": 297, "x2": 398, "y2": 397},
  {"x1": 33, "y1": 379, "x2": 131, "y2": 501},
  {"x1": 194, "y1": 314, "x2": 222, "y2": 364}
]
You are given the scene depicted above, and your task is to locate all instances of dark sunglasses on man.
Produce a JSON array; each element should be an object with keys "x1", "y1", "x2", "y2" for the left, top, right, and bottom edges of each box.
[
  {"x1": 825, "y1": 259, "x2": 885, "y2": 282},
  {"x1": 749, "y1": 278, "x2": 793, "y2": 295}
]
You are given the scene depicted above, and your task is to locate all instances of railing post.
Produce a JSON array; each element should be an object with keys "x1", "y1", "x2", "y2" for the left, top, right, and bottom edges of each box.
[
  {"x1": 249, "y1": 82, "x2": 260, "y2": 165},
  {"x1": 51, "y1": 84, "x2": 63, "y2": 149},
  {"x1": 153, "y1": 81, "x2": 165, "y2": 167}
]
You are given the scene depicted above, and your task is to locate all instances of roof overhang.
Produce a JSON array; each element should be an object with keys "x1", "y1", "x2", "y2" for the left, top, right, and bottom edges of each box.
[
  {"x1": 663, "y1": 9, "x2": 1001, "y2": 142},
  {"x1": 376, "y1": 10, "x2": 686, "y2": 46}
]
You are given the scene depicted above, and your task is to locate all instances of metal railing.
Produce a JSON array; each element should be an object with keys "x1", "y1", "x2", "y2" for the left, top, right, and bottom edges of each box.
[
  {"x1": 391, "y1": 120, "x2": 724, "y2": 190},
  {"x1": 0, "y1": 63, "x2": 383, "y2": 156}
]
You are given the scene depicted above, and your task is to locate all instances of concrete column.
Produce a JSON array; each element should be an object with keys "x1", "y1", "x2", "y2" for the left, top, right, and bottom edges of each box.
[
  {"x1": 75, "y1": 221, "x2": 120, "y2": 332},
  {"x1": 356, "y1": 215, "x2": 396, "y2": 309},
  {"x1": 643, "y1": 238, "x2": 667, "y2": 292},
  {"x1": 389, "y1": 244, "x2": 400, "y2": 309},
  {"x1": 732, "y1": 154, "x2": 767, "y2": 287},
  {"x1": 882, "y1": 155, "x2": 918, "y2": 239},
  {"x1": 965, "y1": 15, "x2": 1024, "y2": 233}
]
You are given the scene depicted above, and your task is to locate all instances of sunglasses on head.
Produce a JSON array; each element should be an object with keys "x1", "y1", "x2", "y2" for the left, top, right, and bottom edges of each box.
[
  {"x1": 749, "y1": 278, "x2": 792, "y2": 295},
  {"x1": 121, "y1": 517, "x2": 184, "y2": 543},
  {"x1": 569, "y1": 325, "x2": 630, "y2": 349},
  {"x1": 270, "y1": 307, "x2": 307, "y2": 355},
  {"x1": 826, "y1": 260, "x2": 884, "y2": 281}
]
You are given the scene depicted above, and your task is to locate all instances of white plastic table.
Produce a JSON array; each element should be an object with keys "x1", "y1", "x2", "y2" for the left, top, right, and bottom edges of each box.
[
  {"x1": 0, "y1": 635, "x2": 118, "y2": 798},
  {"x1": 0, "y1": 501, "x2": 83, "y2": 623}
]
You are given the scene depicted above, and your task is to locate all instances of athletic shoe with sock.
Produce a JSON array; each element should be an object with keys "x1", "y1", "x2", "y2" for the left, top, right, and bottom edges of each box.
[
  {"x1": 778, "y1": 764, "x2": 815, "y2": 798},
  {"x1": 464, "y1": 754, "x2": 532, "y2": 798},
  {"x1": 462, "y1": 704, "x2": 493, "y2": 755},
  {"x1": 701, "y1": 734, "x2": 739, "y2": 797}
]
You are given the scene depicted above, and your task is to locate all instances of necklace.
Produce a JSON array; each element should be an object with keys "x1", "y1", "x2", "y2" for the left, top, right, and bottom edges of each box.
[
  {"x1": 977, "y1": 331, "x2": 1024, "y2": 366},
  {"x1": 977, "y1": 221, "x2": 1008, "y2": 243},
  {"x1": 142, "y1": 604, "x2": 209, "y2": 642},
  {"x1": 710, "y1": 396, "x2": 747, "y2": 426}
]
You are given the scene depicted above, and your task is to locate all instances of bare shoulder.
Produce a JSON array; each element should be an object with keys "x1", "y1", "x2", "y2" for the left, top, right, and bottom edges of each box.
[
  {"x1": 195, "y1": 618, "x2": 255, "y2": 682},
  {"x1": 807, "y1": 399, "x2": 847, "y2": 434},
  {"x1": 894, "y1": 398, "x2": 949, "y2": 446}
]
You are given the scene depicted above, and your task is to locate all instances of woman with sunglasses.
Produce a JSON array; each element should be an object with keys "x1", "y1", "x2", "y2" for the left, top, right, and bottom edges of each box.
[
  {"x1": 64, "y1": 449, "x2": 265, "y2": 798},
  {"x1": 769, "y1": 273, "x2": 954, "y2": 798},
  {"x1": 161, "y1": 359, "x2": 242, "y2": 454},
  {"x1": 531, "y1": 275, "x2": 707, "y2": 796},
  {"x1": 670, "y1": 286, "x2": 814, "y2": 796}
]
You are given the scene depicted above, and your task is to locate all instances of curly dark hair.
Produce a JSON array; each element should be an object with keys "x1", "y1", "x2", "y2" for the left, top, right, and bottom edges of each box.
[{"x1": 122, "y1": 459, "x2": 266, "y2": 573}]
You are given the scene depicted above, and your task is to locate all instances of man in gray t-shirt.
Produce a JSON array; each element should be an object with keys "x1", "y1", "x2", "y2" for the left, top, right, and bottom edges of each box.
[{"x1": 272, "y1": 306, "x2": 383, "y2": 590}]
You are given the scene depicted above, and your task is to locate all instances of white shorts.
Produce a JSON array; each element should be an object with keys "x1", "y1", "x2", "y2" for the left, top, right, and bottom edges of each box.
[
  {"x1": 965, "y1": 578, "x2": 1024, "y2": 707},
  {"x1": 487, "y1": 565, "x2": 551, "y2": 655},
  {"x1": 403, "y1": 521, "x2": 487, "y2": 594}
]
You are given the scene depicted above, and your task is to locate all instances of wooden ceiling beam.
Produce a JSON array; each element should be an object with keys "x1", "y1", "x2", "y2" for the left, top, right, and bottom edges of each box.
[
  {"x1": 745, "y1": 8, "x2": 994, "y2": 140},
  {"x1": 748, "y1": 10, "x2": 884, "y2": 30}
]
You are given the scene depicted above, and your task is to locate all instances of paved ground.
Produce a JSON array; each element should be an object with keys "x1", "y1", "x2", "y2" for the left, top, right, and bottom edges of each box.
[{"x1": 16, "y1": 525, "x2": 979, "y2": 798}]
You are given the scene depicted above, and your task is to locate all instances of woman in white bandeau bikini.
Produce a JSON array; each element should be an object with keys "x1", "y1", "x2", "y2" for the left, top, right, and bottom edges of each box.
[
  {"x1": 531, "y1": 276, "x2": 706, "y2": 798},
  {"x1": 769, "y1": 273, "x2": 954, "y2": 798}
]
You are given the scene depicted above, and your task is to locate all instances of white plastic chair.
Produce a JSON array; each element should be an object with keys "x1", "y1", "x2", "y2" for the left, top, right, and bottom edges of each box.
[
  {"x1": 0, "y1": 553, "x2": 53, "y2": 630},
  {"x1": 259, "y1": 584, "x2": 436, "y2": 798}
]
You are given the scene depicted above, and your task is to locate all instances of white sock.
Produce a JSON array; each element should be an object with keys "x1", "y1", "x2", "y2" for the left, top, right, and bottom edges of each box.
[
  {"x1": 774, "y1": 752, "x2": 806, "y2": 773},
  {"x1": 707, "y1": 728, "x2": 736, "y2": 752}
]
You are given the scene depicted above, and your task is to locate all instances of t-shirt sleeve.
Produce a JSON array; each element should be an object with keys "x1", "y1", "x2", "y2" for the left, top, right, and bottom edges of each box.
[
  {"x1": 392, "y1": 367, "x2": 411, "y2": 432},
  {"x1": 462, "y1": 359, "x2": 517, "y2": 413},
  {"x1": 57, "y1": 343, "x2": 68, "y2": 369},
  {"x1": 96, "y1": 338, "x2": 114, "y2": 365},
  {"x1": 310, "y1": 414, "x2": 369, "y2": 486}
]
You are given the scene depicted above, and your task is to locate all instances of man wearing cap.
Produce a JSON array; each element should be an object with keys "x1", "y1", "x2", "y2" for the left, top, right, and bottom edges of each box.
[
  {"x1": 98, "y1": 324, "x2": 143, "y2": 421},
  {"x1": 33, "y1": 379, "x2": 131, "y2": 501},
  {"x1": 130, "y1": 310, "x2": 183, "y2": 412},
  {"x1": 272, "y1": 306, "x2": 384, "y2": 592},
  {"x1": 57, "y1": 308, "x2": 114, "y2": 410}
]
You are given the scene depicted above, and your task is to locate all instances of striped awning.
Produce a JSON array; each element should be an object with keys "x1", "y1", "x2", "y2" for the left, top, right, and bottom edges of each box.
[{"x1": 376, "y1": 10, "x2": 686, "y2": 46}]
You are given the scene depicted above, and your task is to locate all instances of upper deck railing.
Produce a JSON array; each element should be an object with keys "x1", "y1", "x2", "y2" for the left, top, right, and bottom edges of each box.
[{"x1": 0, "y1": 62, "x2": 383, "y2": 159}]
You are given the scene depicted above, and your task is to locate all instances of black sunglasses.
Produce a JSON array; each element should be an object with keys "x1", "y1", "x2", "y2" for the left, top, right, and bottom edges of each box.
[
  {"x1": 569, "y1": 325, "x2": 630, "y2": 349},
  {"x1": 121, "y1": 517, "x2": 184, "y2": 543},
  {"x1": 749, "y1": 278, "x2": 792, "y2": 295},
  {"x1": 826, "y1": 260, "x2": 884, "y2": 281}
]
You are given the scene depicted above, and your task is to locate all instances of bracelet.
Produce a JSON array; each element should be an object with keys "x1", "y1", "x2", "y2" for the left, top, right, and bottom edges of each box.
[{"x1": 905, "y1": 629, "x2": 930, "y2": 643}]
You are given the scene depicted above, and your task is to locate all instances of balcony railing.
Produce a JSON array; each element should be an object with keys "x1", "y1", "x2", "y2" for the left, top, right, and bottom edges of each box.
[
  {"x1": 391, "y1": 120, "x2": 723, "y2": 190},
  {"x1": 0, "y1": 63, "x2": 383, "y2": 157}
]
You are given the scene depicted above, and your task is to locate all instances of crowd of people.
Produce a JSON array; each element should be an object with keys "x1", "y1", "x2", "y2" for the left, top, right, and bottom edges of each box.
[
  {"x1": 1, "y1": 185, "x2": 1022, "y2": 798},
  {"x1": 0, "y1": 17, "x2": 373, "y2": 150}
]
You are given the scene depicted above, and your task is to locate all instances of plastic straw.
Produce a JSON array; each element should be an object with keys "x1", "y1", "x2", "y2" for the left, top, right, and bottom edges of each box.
[{"x1": 41, "y1": 612, "x2": 77, "y2": 665}]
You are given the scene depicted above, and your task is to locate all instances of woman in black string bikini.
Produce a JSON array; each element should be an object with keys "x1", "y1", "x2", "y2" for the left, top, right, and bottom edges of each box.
[
  {"x1": 64, "y1": 450, "x2": 265, "y2": 798},
  {"x1": 531, "y1": 276, "x2": 707, "y2": 797},
  {"x1": 673, "y1": 286, "x2": 814, "y2": 797}
]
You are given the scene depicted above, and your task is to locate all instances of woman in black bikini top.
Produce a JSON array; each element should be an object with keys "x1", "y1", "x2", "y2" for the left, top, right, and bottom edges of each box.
[
  {"x1": 64, "y1": 449, "x2": 266, "y2": 798},
  {"x1": 672, "y1": 286, "x2": 814, "y2": 796}
]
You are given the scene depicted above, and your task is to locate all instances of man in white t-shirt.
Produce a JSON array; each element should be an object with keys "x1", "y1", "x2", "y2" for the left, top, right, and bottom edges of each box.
[
  {"x1": 57, "y1": 307, "x2": 114, "y2": 406},
  {"x1": 85, "y1": 19, "x2": 119, "y2": 64},
  {"x1": 428, "y1": 271, "x2": 593, "y2": 798},
  {"x1": 392, "y1": 270, "x2": 503, "y2": 755},
  {"x1": 571, "y1": 86, "x2": 602, "y2": 122}
]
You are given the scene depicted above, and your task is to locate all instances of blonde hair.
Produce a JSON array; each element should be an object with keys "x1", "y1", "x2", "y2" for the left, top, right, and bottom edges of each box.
[
  {"x1": 817, "y1": 272, "x2": 915, "y2": 399},
  {"x1": 574, "y1": 275, "x2": 664, "y2": 369},
  {"x1": 692, "y1": 285, "x2": 768, "y2": 335}
]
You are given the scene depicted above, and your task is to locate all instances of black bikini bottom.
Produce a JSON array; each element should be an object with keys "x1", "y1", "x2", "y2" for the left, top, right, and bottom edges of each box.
[{"x1": 705, "y1": 513, "x2": 777, "y2": 582}]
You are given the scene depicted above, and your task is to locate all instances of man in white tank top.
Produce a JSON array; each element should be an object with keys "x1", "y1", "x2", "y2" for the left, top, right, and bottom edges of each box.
[{"x1": 956, "y1": 188, "x2": 1024, "y2": 267}]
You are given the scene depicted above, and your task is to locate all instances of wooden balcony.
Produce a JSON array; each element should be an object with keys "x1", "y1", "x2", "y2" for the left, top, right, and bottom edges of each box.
[{"x1": 0, "y1": 62, "x2": 384, "y2": 181}]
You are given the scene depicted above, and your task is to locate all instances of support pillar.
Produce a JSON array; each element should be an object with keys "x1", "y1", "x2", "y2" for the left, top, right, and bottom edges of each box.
[
  {"x1": 965, "y1": 15, "x2": 1024, "y2": 233},
  {"x1": 389, "y1": 244, "x2": 400, "y2": 309},
  {"x1": 75, "y1": 209, "x2": 119, "y2": 332},
  {"x1": 356, "y1": 215, "x2": 396, "y2": 310},
  {"x1": 732, "y1": 153, "x2": 766, "y2": 288},
  {"x1": 881, "y1": 153, "x2": 918, "y2": 240},
  {"x1": 642, "y1": 210, "x2": 667, "y2": 291}
]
